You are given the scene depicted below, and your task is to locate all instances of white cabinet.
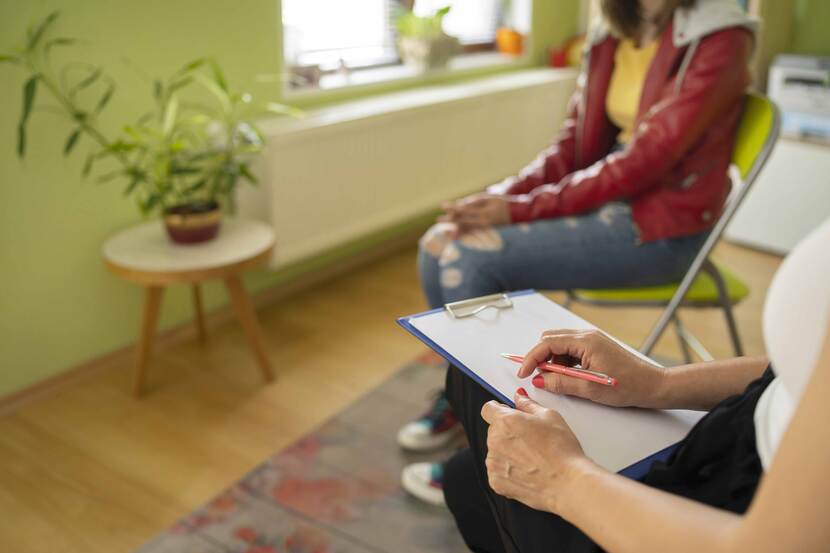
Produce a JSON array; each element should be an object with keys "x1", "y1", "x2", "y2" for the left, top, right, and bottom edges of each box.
[{"x1": 726, "y1": 139, "x2": 830, "y2": 254}]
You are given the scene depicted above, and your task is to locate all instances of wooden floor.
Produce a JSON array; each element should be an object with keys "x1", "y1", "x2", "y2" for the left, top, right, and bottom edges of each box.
[{"x1": 0, "y1": 241, "x2": 782, "y2": 552}]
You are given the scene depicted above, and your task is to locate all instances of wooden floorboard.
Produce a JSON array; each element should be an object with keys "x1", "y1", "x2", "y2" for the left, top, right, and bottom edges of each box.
[{"x1": 0, "y1": 241, "x2": 782, "y2": 552}]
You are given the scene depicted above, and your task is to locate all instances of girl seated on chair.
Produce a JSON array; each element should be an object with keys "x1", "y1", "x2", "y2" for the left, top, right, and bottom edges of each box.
[{"x1": 399, "y1": 0, "x2": 759, "y2": 505}]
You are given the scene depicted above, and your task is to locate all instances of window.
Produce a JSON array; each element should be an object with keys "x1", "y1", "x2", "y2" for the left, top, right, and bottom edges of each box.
[{"x1": 282, "y1": 0, "x2": 526, "y2": 91}]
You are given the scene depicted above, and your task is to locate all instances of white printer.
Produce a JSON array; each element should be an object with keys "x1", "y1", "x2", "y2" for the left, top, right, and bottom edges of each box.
[{"x1": 768, "y1": 54, "x2": 830, "y2": 142}]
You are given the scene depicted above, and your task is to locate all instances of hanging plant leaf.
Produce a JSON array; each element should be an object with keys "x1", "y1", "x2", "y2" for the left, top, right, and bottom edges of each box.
[
  {"x1": 27, "y1": 11, "x2": 60, "y2": 51},
  {"x1": 95, "y1": 83, "x2": 115, "y2": 113},
  {"x1": 82, "y1": 153, "x2": 95, "y2": 177},
  {"x1": 238, "y1": 163, "x2": 258, "y2": 185},
  {"x1": 70, "y1": 67, "x2": 102, "y2": 95},
  {"x1": 17, "y1": 76, "x2": 39, "y2": 158},
  {"x1": 178, "y1": 58, "x2": 206, "y2": 74},
  {"x1": 63, "y1": 128, "x2": 81, "y2": 156},
  {"x1": 209, "y1": 59, "x2": 228, "y2": 92},
  {"x1": 44, "y1": 37, "x2": 77, "y2": 57}
]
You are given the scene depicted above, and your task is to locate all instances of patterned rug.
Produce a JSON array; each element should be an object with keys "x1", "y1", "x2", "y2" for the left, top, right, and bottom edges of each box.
[{"x1": 137, "y1": 352, "x2": 469, "y2": 553}]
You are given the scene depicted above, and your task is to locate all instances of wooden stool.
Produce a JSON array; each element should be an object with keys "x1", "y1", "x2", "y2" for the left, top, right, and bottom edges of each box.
[{"x1": 102, "y1": 218, "x2": 276, "y2": 396}]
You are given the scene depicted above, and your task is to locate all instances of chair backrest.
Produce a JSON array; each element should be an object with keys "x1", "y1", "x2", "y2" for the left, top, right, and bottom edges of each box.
[
  {"x1": 732, "y1": 92, "x2": 780, "y2": 182},
  {"x1": 640, "y1": 93, "x2": 781, "y2": 354}
]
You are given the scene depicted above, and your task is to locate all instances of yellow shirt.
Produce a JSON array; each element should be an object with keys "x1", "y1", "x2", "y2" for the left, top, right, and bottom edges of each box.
[{"x1": 606, "y1": 39, "x2": 659, "y2": 144}]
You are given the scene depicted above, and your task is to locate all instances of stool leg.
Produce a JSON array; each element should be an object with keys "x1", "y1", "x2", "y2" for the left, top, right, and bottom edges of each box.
[
  {"x1": 224, "y1": 274, "x2": 274, "y2": 383},
  {"x1": 192, "y1": 284, "x2": 207, "y2": 344},
  {"x1": 134, "y1": 286, "x2": 164, "y2": 397}
]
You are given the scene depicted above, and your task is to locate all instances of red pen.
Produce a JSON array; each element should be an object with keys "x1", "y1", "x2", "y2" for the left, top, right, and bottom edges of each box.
[{"x1": 501, "y1": 353, "x2": 618, "y2": 387}]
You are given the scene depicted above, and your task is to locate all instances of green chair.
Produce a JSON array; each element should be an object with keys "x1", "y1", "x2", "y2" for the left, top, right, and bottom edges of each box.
[{"x1": 566, "y1": 93, "x2": 781, "y2": 363}]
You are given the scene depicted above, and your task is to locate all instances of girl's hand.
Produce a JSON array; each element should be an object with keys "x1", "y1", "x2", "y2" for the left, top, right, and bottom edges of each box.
[
  {"x1": 517, "y1": 329, "x2": 667, "y2": 409},
  {"x1": 439, "y1": 194, "x2": 511, "y2": 229},
  {"x1": 481, "y1": 389, "x2": 594, "y2": 513}
]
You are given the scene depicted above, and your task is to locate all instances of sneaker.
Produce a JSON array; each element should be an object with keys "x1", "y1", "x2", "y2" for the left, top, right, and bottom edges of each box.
[
  {"x1": 397, "y1": 390, "x2": 461, "y2": 451},
  {"x1": 401, "y1": 462, "x2": 445, "y2": 507}
]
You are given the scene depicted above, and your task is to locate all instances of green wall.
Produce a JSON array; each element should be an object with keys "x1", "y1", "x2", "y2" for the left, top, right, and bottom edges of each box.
[
  {"x1": 0, "y1": 0, "x2": 578, "y2": 397},
  {"x1": 792, "y1": 0, "x2": 830, "y2": 56}
]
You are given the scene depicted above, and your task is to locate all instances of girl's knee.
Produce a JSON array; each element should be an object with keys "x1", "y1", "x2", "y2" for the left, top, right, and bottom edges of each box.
[{"x1": 419, "y1": 223, "x2": 458, "y2": 258}]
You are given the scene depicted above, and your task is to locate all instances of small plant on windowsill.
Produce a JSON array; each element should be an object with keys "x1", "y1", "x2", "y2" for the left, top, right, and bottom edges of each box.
[
  {"x1": 394, "y1": 5, "x2": 460, "y2": 72},
  {"x1": 1, "y1": 11, "x2": 301, "y2": 244}
]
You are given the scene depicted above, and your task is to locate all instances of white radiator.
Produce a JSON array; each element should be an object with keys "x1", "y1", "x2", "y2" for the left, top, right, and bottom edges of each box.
[{"x1": 239, "y1": 68, "x2": 578, "y2": 267}]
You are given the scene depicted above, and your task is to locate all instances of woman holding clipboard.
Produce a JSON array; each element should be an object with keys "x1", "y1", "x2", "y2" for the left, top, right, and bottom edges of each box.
[{"x1": 442, "y1": 218, "x2": 830, "y2": 552}]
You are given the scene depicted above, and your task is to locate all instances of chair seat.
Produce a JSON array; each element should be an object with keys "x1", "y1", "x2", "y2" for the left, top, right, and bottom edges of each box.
[{"x1": 571, "y1": 264, "x2": 750, "y2": 306}]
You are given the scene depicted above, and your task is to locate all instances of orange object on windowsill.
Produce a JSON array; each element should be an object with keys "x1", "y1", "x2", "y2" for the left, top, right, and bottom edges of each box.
[
  {"x1": 496, "y1": 28, "x2": 524, "y2": 56},
  {"x1": 549, "y1": 34, "x2": 586, "y2": 68}
]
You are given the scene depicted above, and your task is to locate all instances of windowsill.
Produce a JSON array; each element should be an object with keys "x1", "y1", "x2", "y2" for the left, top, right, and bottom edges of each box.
[
  {"x1": 283, "y1": 51, "x2": 530, "y2": 104},
  {"x1": 260, "y1": 67, "x2": 578, "y2": 141}
]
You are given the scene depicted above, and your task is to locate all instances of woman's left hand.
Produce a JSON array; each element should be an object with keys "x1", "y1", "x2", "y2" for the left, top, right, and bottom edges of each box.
[
  {"x1": 481, "y1": 389, "x2": 591, "y2": 513},
  {"x1": 440, "y1": 194, "x2": 512, "y2": 229}
]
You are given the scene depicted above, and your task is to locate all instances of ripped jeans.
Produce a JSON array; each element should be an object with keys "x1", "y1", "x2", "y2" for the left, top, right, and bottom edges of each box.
[{"x1": 418, "y1": 202, "x2": 707, "y2": 309}]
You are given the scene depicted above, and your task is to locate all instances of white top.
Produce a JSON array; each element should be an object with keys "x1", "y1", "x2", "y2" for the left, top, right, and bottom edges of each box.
[
  {"x1": 102, "y1": 218, "x2": 275, "y2": 273},
  {"x1": 755, "y1": 217, "x2": 830, "y2": 469}
]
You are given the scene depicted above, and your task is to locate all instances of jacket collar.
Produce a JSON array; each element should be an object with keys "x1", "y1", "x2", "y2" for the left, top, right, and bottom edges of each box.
[{"x1": 587, "y1": 0, "x2": 758, "y2": 47}]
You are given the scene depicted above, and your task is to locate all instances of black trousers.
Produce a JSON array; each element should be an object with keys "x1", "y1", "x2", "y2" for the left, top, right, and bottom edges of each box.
[
  {"x1": 443, "y1": 364, "x2": 770, "y2": 553},
  {"x1": 443, "y1": 365, "x2": 600, "y2": 553}
]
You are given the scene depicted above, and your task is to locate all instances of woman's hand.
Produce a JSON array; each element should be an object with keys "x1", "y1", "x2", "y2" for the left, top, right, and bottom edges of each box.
[
  {"x1": 517, "y1": 329, "x2": 667, "y2": 409},
  {"x1": 439, "y1": 193, "x2": 511, "y2": 230},
  {"x1": 481, "y1": 389, "x2": 594, "y2": 513}
]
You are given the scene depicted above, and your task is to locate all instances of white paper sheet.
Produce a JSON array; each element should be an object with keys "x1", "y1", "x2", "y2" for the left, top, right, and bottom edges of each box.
[{"x1": 406, "y1": 292, "x2": 705, "y2": 473}]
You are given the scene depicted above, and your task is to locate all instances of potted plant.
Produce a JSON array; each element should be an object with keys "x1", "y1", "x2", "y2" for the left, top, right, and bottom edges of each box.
[
  {"x1": 1, "y1": 12, "x2": 300, "y2": 244},
  {"x1": 496, "y1": 0, "x2": 525, "y2": 56},
  {"x1": 394, "y1": 5, "x2": 460, "y2": 72}
]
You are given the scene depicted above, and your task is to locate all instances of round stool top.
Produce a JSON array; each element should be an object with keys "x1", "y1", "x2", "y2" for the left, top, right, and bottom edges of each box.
[{"x1": 102, "y1": 218, "x2": 275, "y2": 284}]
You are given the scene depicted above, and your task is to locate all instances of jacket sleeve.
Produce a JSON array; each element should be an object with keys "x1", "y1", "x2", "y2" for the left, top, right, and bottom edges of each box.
[
  {"x1": 487, "y1": 79, "x2": 582, "y2": 196},
  {"x1": 508, "y1": 29, "x2": 753, "y2": 222}
]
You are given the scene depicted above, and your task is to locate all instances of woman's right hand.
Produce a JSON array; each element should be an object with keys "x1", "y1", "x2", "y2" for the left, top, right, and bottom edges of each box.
[{"x1": 517, "y1": 329, "x2": 667, "y2": 408}]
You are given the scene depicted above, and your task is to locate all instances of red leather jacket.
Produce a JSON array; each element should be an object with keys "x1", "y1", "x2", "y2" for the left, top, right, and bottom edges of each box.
[{"x1": 498, "y1": 23, "x2": 754, "y2": 243}]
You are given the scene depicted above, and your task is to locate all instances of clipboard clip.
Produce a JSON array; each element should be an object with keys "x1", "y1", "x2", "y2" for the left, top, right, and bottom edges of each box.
[{"x1": 445, "y1": 293, "x2": 513, "y2": 319}]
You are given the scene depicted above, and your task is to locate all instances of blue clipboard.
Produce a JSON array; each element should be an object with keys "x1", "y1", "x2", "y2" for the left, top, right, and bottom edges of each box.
[{"x1": 397, "y1": 289, "x2": 680, "y2": 480}]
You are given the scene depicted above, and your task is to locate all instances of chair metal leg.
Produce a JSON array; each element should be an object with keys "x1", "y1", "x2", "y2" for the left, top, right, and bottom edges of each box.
[
  {"x1": 673, "y1": 315, "x2": 694, "y2": 364},
  {"x1": 563, "y1": 291, "x2": 574, "y2": 309},
  {"x1": 702, "y1": 260, "x2": 745, "y2": 357}
]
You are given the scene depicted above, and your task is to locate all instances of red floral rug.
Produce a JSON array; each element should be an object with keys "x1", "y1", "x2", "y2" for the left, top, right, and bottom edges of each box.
[{"x1": 137, "y1": 352, "x2": 468, "y2": 553}]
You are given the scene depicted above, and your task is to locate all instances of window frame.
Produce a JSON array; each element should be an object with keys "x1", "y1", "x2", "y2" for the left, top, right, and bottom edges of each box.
[{"x1": 280, "y1": 0, "x2": 532, "y2": 100}]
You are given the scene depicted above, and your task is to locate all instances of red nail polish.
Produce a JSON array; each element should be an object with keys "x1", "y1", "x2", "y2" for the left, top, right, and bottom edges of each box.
[
  {"x1": 532, "y1": 375, "x2": 545, "y2": 388},
  {"x1": 516, "y1": 387, "x2": 528, "y2": 397}
]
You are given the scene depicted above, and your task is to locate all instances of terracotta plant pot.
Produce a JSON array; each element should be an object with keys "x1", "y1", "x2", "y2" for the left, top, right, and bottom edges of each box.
[
  {"x1": 163, "y1": 201, "x2": 222, "y2": 244},
  {"x1": 496, "y1": 28, "x2": 524, "y2": 56}
]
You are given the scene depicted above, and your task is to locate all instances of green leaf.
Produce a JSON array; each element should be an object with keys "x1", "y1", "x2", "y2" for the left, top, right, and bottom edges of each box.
[
  {"x1": 153, "y1": 80, "x2": 163, "y2": 101},
  {"x1": 239, "y1": 163, "x2": 258, "y2": 185},
  {"x1": 106, "y1": 140, "x2": 138, "y2": 153},
  {"x1": 17, "y1": 76, "x2": 39, "y2": 158},
  {"x1": 63, "y1": 128, "x2": 81, "y2": 156},
  {"x1": 178, "y1": 58, "x2": 206, "y2": 74},
  {"x1": 194, "y1": 73, "x2": 231, "y2": 114},
  {"x1": 162, "y1": 94, "x2": 179, "y2": 136},
  {"x1": 44, "y1": 37, "x2": 77, "y2": 56},
  {"x1": 123, "y1": 173, "x2": 144, "y2": 196},
  {"x1": 17, "y1": 123, "x2": 27, "y2": 157},
  {"x1": 27, "y1": 11, "x2": 60, "y2": 51},
  {"x1": 166, "y1": 76, "x2": 193, "y2": 96},
  {"x1": 95, "y1": 83, "x2": 115, "y2": 113},
  {"x1": 96, "y1": 170, "x2": 123, "y2": 184},
  {"x1": 21, "y1": 76, "x2": 38, "y2": 123},
  {"x1": 209, "y1": 59, "x2": 228, "y2": 92},
  {"x1": 70, "y1": 67, "x2": 102, "y2": 95},
  {"x1": 0, "y1": 53, "x2": 20, "y2": 65},
  {"x1": 82, "y1": 153, "x2": 95, "y2": 177}
]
